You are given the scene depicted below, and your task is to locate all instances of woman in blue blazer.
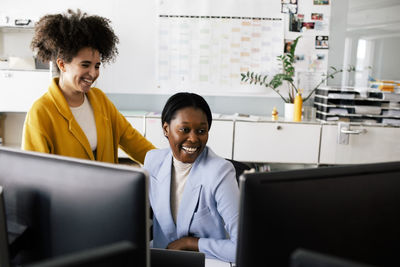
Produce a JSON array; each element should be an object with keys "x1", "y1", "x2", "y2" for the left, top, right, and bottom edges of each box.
[{"x1": 144, "y1": 92, "x2": 239, "y2": 262}]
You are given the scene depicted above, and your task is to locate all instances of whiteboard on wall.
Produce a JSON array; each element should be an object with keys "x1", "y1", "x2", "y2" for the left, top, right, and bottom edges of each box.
[
  {"x1": 1, "y1": 0, "x2": 284, "y2": 96},
  {"x1": 156, "y1": 0, "x2": 284, "y2": 96}
]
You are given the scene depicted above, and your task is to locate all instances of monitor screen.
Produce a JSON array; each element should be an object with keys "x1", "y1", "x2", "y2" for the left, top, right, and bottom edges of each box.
[
  {"x1": 0, "y1": 186, "x2": 11, "y2": 267},
  {"x1": 25, "y1": 241, "x2": 138, "y2": 267},
  {"x1": 236, "y1": 161, "x2": 400, "y2": 267},
  {"x1": 289, "y1": 248, "x2": 372, "y2": 267},
  {"x1": 0, "y1": 147, "x2": 149, "y2": 266}
]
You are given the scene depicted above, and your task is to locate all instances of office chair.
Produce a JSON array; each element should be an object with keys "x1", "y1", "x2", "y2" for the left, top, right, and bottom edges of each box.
[
  {"x1": 225, "y1": 159, "x2": 253, "y2": 185},
  {"x1": 290, "y1": 248, "x2": 375, "y2": 267}
]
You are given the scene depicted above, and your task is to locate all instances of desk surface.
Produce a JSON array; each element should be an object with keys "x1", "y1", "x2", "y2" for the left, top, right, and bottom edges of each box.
[{"x1": 205, "y1": 258, "x2": 232, "y2": 267}]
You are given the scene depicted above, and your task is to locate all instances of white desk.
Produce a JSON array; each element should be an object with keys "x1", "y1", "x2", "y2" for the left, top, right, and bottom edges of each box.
[{"x1": 205, "y1": 258, "x2": 232, "y2": 267}]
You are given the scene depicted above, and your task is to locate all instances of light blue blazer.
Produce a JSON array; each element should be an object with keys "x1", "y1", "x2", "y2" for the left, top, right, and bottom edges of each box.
[{"x1": 144, "y1": 146, "x2": 239, "y2": 262}]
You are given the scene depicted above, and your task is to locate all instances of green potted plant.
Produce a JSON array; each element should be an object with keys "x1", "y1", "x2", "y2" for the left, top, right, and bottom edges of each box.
[{"x1": 240, "y1": 36, "x2": 355, "y2": 118}]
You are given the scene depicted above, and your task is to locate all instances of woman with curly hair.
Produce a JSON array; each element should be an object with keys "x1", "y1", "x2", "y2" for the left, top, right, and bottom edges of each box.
[{"x1": 22, "y1": 9, "x2": 155, "y2": 164}]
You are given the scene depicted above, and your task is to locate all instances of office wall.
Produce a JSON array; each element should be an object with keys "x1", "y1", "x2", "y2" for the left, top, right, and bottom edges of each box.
[
  {"x1": 1, "y1": 0, "x2": 286, "y2": 116},
  {"x1": 327, "y1": 0, "x2": 348, "y2": 86},
  {"x1": 0, "y1": 0, "x2": 157, "y2": 95},
  {"x1": 374, "y1": 36, "x2": 400, "y2": 80},
  {"x1": 327, "y1": 0, "x2": 400, "y2": 85},
  {"x1": 107, "y1": 93, "x2": 285, "y2": 116},
  {"x1": 106, "y1": 0, "x2": 332, "y2": 115},
  {"x1": 2, "y1": 0, "x2": 397, "y2": 112}
]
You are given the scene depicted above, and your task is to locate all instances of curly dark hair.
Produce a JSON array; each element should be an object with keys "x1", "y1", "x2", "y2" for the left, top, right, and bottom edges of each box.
[{"x1": 31, "y1": 9, "x2": 119, "y2": 70}]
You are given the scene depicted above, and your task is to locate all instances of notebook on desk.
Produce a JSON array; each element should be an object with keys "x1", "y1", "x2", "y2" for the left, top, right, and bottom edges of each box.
[{"x1": 150, "y1": 248, "x2": 205, "y2": 267}]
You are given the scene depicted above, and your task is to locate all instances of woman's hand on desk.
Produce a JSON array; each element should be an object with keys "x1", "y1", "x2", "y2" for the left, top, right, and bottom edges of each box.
[{"x1": 167, "y1": 236, "x2": 199, "y2": 251}]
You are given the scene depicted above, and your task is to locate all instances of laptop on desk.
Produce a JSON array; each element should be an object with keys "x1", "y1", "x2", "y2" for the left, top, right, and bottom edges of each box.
[{"x1": 151, "y1": 248, "x2": 205, "y2": 267}]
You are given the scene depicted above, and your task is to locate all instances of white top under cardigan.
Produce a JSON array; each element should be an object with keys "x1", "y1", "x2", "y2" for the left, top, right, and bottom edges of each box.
[{"x1": 70, "y1": 94, "x2": 97, "y2": 151}]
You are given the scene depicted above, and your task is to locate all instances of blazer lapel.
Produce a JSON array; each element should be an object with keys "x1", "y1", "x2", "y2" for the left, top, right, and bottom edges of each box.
[
  {"x1": 151, "y1": 153, "x2": 177, "y2": 241},
  {"x1": 176, "y1": 154, "x2": 205, "y2": 238}
]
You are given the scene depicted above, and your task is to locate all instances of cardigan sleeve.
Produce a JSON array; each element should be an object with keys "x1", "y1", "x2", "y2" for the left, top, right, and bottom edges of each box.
[
  {"x1": 22, "y1": 107, "x2": 53, "y2": 154},
  {"x1": 107, "y1": 101, "x2": 155, "y2": 165}
]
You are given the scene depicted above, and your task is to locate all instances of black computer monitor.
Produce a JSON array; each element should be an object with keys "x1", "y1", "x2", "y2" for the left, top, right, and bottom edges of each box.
[
  {"x1": 0, "y1": 147, "x2": 149, "y2": 266},
  {"x1": 0, "y1": 186, "x2": 11, "y2": 267},
  {"x1": 25, "y1": 241, "x2": 138, "y2": 267},
  {"x1": 236, "y1": 161, "x2": 400, "y2": 267},
  {"x1": 290, "y1": 248, "x2": 373, "y2": 267}
]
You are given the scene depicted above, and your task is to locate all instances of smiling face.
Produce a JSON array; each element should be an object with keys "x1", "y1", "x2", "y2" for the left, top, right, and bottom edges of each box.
[
  {"x1": 57, "y1": 47, "x2": 101, "y2": 95},
  {"x1": 163, "y1": 107, "x2": 209, "y2": 163}
]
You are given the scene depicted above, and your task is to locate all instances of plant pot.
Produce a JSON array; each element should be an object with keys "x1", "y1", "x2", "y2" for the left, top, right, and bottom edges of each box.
[{"x1": 284, "y1": 103, "x2": 294, "y2": 121}]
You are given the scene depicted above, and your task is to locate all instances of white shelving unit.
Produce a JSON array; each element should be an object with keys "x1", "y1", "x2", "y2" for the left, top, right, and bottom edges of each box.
[
  {"x1": 314, "y1": 86, "x2": 400, "y2": 125},
  {"x1": 0, "y1": 25, "x2": 51, "y2": 112}
]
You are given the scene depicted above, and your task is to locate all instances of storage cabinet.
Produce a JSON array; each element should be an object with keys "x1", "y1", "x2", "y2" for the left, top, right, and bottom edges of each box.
[
  {"x1": 120, "y1": 114, "x2": 400, "y2": 165},
  {"x1": 320, "y1": 123, "x2": 400, "y2": 164},
  {"x1": 0, "y1": 26, "x2": 51, "y2": 112},
  {"x1": 0, "y1": 70, "x2": 50, "y2": 112},
  {"x1": 3, "y1": 107, "x2": 399, "y2": 165},
  {"x1": 233, "y1": 120, "x2": 322, "y2": 164}
]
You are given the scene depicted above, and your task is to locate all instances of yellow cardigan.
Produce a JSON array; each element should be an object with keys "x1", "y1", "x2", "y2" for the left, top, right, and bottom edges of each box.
[{"x1": 22, "y1": 78, "x2": 155, "y2": 164}]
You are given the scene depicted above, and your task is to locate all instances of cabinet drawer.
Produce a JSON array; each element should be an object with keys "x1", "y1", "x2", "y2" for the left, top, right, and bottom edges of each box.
[
  {"x1": 320, "y1": 124, "x2": 400, "y2": 164},
  {"x1": 233, "y1": 121, "x2": 321, "y2": 164}
]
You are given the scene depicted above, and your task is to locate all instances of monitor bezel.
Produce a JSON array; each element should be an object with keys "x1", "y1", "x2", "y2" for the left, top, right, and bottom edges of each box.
[
  {"x1": 236, "y1": 161, "x2": 400, "y2": 267},
  {"x1": 0, "y1": 146, "x2": 150, "y2": 266}
]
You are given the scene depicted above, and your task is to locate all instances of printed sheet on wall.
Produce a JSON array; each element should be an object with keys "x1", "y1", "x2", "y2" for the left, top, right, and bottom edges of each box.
[{"x1": 156, "y1": 0, "x2": 284, "y2": 96}]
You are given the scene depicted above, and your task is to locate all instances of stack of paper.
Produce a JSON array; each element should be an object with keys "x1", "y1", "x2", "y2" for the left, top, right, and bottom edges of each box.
[
  {"x1": 326, "y1": 116, "x2": 339, "y2": 121},
  {"x1": 383, "y1": 110, "x2": 400, "y2": 116},
  {"x1": 329, "y1": 108, "x2": 348, "y2": 115},
  {"x1": 354, "y1": 106, "x2": 381, "y2": 115},
  {"x1": 382, "y1": 92, "x2": 400, "y2": 101},
  {"x1": 382, "y1": 118, "x2": 400, "y2": 126},
  {"x1": 389, "y1": 102, "x2": 400, "y2": 108},
  {"x1": 327, "y1": 93, "x2": 355, "y2": 99}
]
